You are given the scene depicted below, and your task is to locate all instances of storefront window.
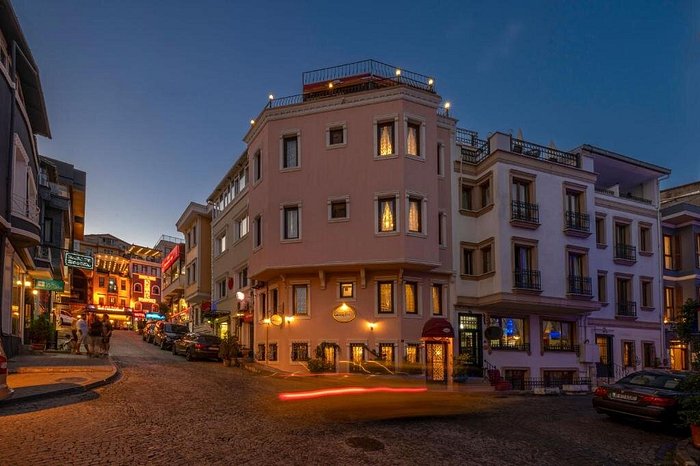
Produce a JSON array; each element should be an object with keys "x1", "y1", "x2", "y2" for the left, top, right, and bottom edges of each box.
[
  {"x1": 542, "y1": 320, "x2": 573, "y2": 350},
  {"x1": 489, "y1": 317, "x2": 527, "y2": 350}
]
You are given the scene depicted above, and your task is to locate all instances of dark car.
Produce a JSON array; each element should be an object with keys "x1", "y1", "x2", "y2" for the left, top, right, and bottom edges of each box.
[
  {"x1": 592, "y1": 370, "x2": 689, "y2": 423},
  {"x1": 153, "y1": 322, "x2": 189, "y2": 350},
  {"x1": 172, "y1": 333, "x2": 221, "y2": 361},
  {"x1": 142, "y1": 322, "x2": 157, "y2": 343}
]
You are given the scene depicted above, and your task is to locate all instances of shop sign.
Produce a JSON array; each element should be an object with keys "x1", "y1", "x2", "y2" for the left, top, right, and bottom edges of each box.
[
  {"x1": 332, "y1": 304, "x2": 356, "y2": 323},
  {"x1": 269, "y1": 314, "x2": 283, "y2": 326},
  {"x1": 145, "y1": 312, "x2": 166, "y2": 320},
  {"x1": 34, "y1": 279, "x2": 65, "y2": 292},
  {"x1": 161, "y1": 244, "x2": 182, "y2": 272},
  {"x1": 65, "y1": 252, "x2": 94, "y2": 270}
]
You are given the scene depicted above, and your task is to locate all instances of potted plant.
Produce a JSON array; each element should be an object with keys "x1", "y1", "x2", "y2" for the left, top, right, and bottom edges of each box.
[
  {"x1": 680, "y1": 373, "x2": 700, "y2": 448},
  {"x1": 28, "y1": 314, "x2": 53, "y2": 351},
  {"x1": 218, "y1": 334, "x2": 240, "y2": 367}
]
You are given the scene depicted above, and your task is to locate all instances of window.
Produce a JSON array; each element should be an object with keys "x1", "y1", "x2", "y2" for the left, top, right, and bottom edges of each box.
[
  {"x1": 406, "y1": 343, "x2": 421, "y2": 364},
  {"x1": 43, "y1": 218, "x2": 53, "y2": 243},
  {"x1": 597, "y1": 272, "x2": 607, "y2": 303},
  {"x1": 292, "y1": 284, "x2": 308, "y2": 315},
  {"x1": 664, "y1": 287, "x2": 676, "y2": 322},
  {"x1": 253, "y1": 150, "x2": 261, "y2": 182},
  {"x1": 377, "y1": 281, "x2": 394, "y2": 314},
  {"x1": 329, "y1": 126, "x2": 344, "y2": 145},
  {"x1": 238, "y1": 267, "x2": 248, "y2": 288},
  {"x1": 407, "y1": 197, "x2": 422, "y2": 233},
  {"x1": 257, "y1": 343, "x2": 265, "y2": 361},
  {"x1": 511, "y1": 177, "x2": 537, "y2": 223},
  {"x1": 259, "y1": 292, "x2": 267, "y2": 319},
  {"x1": 614, "y1": 222, "x2": 634, "y2": 261},
  {"x1": 282, "y1": 135, "x2": 299, "y2": 169},
  {"x1": 329, "y1": 198, "x2": 348, "y2": 220},
  {"x1": 489, "y1": 317, "x2": 528, "y2": 349},
  {"x1": 437, "y1": 143, "x2": 445, "y2": 176},
  {"x1": 378, "y1": 343, "x2": 394, "y2": 366},
  {"x1": 404, "y1": 281, "x2": 418, "y2": 314},
  {"x1": 120, "y1": 299, "x2": 126, "y2": 308},
  {"x1": 639, "y1": 225, "x2": 651, "y2": 253},
  {"x1": 291, "y1": 342, "x2": 309, "y2": 361},
  {"x1": 215, "y1": 232, "x2": 226, "y2": 255},
  {"x1": 109, "y1": 296, "x2": 116, "y2": 306},
  {"x1": 595, "y1": 216, "x2": 606, "y2": 245},
  {"x1": 481, "y1": 245, "x2": 493, "y2": 274},
  {"x1": 108, "y1": 278, "x2": 117, "y2": 293},
  {"x1": 623, "y1": 341, "x2": 636, "y2": 367},
  {"x1": 217, "y1": 279, "x2": 226, "y2": 299},
  {"x1": 377, "y1": 121, "x2": 395, "y2": 156},
  {"x1": 664, "y1": 234, "x2": 680, "y2": 270},
  {"x1": 133, "y1": 283, "x2": 143, "y2": 293},
  {"x1": 236, "y1": 215, "x2": 249, "y2": 239},
  {"x1": 641, "y1": 279, "x2": 652, "y2": 308},
  {"x1": 643, "y1": 342, "x2": 656, "y2": 367},
  {"x1": 377, "y1": 197, "x2": 396, "y2": 232},
  {"x1": 406, "y1": 121, "x2": 420, "y2": 156},
  {"x1": 268, "y1": 343, "x2": 278, "y2": 362},
  {"x1": 463, "y1": 247, "x2": 475, "y2": 276},
  {"x1": 98, "y1": 297, "x2": 105, "y2": 306},
  {"x1": 438, "y1": 212, "x2": 447, "y2": 247},
  {"x1": 431, "y1": 284, "x2": 443, "y2": 316},
  {"x1": 270, "y1": 288, "x2": 278, "y2": 313},
  {"x1": 193, "y1": 226, "x2": 197, "y2": 246},
  {"x1": 121, "y1": 280, "x2": 126, "y2": 291},
  {"x1": 542, "y1": 320, "x2": 574, "y2": 350},
  {"x1": 99, "y1": 277, "x2": 105, "y2": 288},
  {"x1": 283, "y1": 206, "x2": 300, "y2": 240},
  {"x1": 152, "y1": 286, "x2": 159, "y2": 295},
  {"x1": 339, "y1": 282, "x2": 354, "y2": 299},
  {"x1": 480, "y1": 180, "x2": 491, "y2": 208},
  {"x1": 190, "y1": 262, "x2": 197, "y2": 284},
  {"x1": 253, "y1": 215, "x2": 262, "y2": 248}
]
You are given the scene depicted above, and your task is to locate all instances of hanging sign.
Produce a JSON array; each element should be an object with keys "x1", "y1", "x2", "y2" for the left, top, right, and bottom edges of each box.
[
  {"x1": 332, "y1": 304, "x2": 356, "y2": 323},
  {"x1": 269, "y1": 314, "x2": 283, "y2": 326},
  {"x1": 65, "y1": 252, "x2": 94, "y2": 270},
  {"x1": 34, "y1": 279, "x2": 65, "y2": 292}
]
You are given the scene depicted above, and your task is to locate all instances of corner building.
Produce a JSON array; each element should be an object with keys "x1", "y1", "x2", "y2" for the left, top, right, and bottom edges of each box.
[{"x1": 245, "y1": 61, "x2": 454, "y2": 378}]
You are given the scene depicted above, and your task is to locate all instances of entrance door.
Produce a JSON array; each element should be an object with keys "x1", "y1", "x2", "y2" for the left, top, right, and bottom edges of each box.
[
  {"x1": 595, "y1": 334, "x2": 613, "y2": 378},
  {"x1": 349, "y1": 343, "x2": 364, "y2": 373},
  {"x1": 670, "y1": 343, "x2": 688, "y2": 371},
  {"x1": 426, "y1": 342, "x2": 447, "y2": 383},
  {"x1": 458, "y1": 314, "x2": 482, "y2": 375},
  {"x1": 323, "y1": 345, "x2": 337, "y2": 372}
]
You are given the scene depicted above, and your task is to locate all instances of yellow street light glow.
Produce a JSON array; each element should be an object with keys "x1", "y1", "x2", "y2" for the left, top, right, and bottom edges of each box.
[
  {"x1": 428, "y1": 78, "x2": 434, "y2": 86},
  {"x1": 368, "y1": 322, "x2": 376, "y2": 331},
  {"x1": 263, "y1": 318, "x2": 271, "y2": 325},
  {"x1": 328, "y1": 82, "x2": 334, "y2": 89},
  {"x1": 268, "y1": 94, "x2": 274, "y2": 100},
  {"x1": 444, "y1": 102, "x2": 451, "y2": 109},
  {"x1": 16, "y1": 280, "x2": 22, "y2": 286},
  {"x1": 250, "y1": 119, "x2": 255, "y2": 125},
  {"x1": 24, "y1": 280, "x2": 31, "y2": 287},
  {"x1": 395, "y1": 69, "x2": 401, "y2": 76},
  {"x1": 285, "y1": 315, "x2": 295, "y2": 323},
  {"x1": 32, "y1": 289, "x2": 38, "y2": 295}
]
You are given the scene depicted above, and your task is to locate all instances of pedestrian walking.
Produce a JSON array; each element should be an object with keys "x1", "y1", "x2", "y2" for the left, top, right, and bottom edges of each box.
[
  {"x1": 88, "y1": 315, "x2": 104, "y2": 357},
  {"x1": 76, "y1": 314, "x2": 88, "y2": 355},
  {"x1": 101, "y1": 314, "x2": 113, "y2": 357},
  {"x1": 70, "y1": 316, "x2": 79, "y2": 354}
]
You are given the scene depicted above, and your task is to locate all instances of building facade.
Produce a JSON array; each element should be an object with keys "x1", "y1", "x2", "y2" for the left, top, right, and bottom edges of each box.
[{"x1": 244, "y1": 61, "x2": 454, "y2": 378}]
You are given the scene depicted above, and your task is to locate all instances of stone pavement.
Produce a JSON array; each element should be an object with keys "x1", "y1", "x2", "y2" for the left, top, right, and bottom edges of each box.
[{"x1": 2, "y1": 349, "x2": 119, "y2": 406}]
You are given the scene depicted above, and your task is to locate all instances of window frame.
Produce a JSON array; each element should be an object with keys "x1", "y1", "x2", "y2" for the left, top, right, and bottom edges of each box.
[
  {"x1": 290, "y1": 282, "x2": 310, "y2": 317},
  {"x1": 376, "y1": 279, "x2": 396, "y2": 315},
  {"x1": 280, "y1": 131, "x2": 301, "y2": 171},
  {"x1": 373, "y1": 115, "x2": 399, "y2": 159},
  {"x1": 640, "y1": 276, "x2": 653, "y2": 309},
  {"x1": 327, "y1": 195, "x2": 350, "y2": 223},
  {"x1": 375, "y1": 192, "x2": 400, "y2": 235},
  {"x1": 326, "y1": 121, "x2": 347, "y2": 149},
  {"x1": 281, "y1": 203, "x2": 302, "y2": 242},
  {"x1": 595, "y1": 214, "x2": 607, "y2": 247},
  {"x1": 404, "y1": 115, "x2": 425, "y2": 159},
  {"x1": 431, "y1": 282, "x2": 445, "y2": 316},
  {"x1": 253, "y1": 215, "x2": 262, "y2": 249},
  {"x1": 639, "y1": 223, "x2": 652, "y2": 255},
  {"x1": 403, "y1": 280, "x2": 420, "y2": 316},
  {"x1": 406, "y1": 191, "x2": 427, "y2": 236},
  {"x1": 597, "y1": 271, "x2": 608, "y2": 304}
]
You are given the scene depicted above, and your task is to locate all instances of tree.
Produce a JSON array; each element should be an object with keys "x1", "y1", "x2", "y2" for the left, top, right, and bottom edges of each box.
[
  {"x1": 159, "y1": 302, "x2": 170, "y2": 318},
  {"x1": 675, "y1": 298, "x2": 700, "y2": 370}
]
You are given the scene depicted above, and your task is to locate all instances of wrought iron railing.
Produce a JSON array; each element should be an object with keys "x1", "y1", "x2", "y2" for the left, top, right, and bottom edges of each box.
[
  {"x1": 302, "y1": 59, "x2": 435, "y2": 92},
  {"x1": 564, "y1": 211, "x2": 590, "y2": 232},
  {"x1": 11, "y1": 193, "x2": 40, "y2": 224},
  {"x1": 567, "y1": 276, "x2": 592, "y2": 296},
  {"x1": 620, "y1": 192, "x2": 652, "y2": 204},
  {"x1": 456, "y1": 128, "x2": 480, "y2": 145},
  {"x1": 616, "y1": 301, "x2": 637, "y2": 317},
  {"x1": 513, "y1": 270, "x2": 541, "y2": 290},
  {"x1": 511, "y1": 200, "x2": 539, "y2": 223},
  {"x1": 460, "y1": 140, "x2": 490, "y2": 164},
  {"x1": 510, "y1": 138, "x2": 580, "y2": 168},
  {"x1": 543, "y1": 343, "x2": 580, "y2": 354},
  {"x1": 503, "y1": 377, "x2": 592, "y2": 391},
  {"x1": 595, "y1": 187, "x2": 615, "y2": 196},
  {"x1": 614, "y1": 243, "x2": 637, "y2": 261},
  {"x1": 489, "y1": 341, "x2": 530, "y2": 352}
]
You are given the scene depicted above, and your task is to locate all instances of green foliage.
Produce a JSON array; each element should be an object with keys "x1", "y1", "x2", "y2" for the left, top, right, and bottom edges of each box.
[
  {"x1": 307, "y1": 357, "x2": 333, "y2": 373},
  {"x1": 453, "y1": 353, "x2": 471, "y2": 377},
  {"x1": 680, "y1": 396, "x2": 700, "y2": 426},
  {"x1": 158, "y1": 302, "x2": 170, "y2": 317},
  {"x1": 218, "y1": 334, "x2": 241, "y2": 365},
  {"x1": 29, "y1": 314, "x2": 53, "y2": 343},
  {"x1": 675, "y1": 299, "x2": 699, "y2": 344},
  {"x1": 314, "y1": 341, "x2": 340, "y2": 359}
]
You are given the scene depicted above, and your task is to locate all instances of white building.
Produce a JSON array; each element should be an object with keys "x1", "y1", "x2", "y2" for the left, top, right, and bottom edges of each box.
[{"x1": 452, "y1": 130, "x2": 669, "y2": 387}]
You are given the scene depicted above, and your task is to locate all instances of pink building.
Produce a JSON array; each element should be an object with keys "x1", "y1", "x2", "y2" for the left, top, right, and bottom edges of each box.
[{"x1": 244, "y1": 61, "x2": 455, "y2": 380}]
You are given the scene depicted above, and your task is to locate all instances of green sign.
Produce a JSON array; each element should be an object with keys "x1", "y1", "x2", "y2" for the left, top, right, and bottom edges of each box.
[
  {"x1": 34, "y1": 279, "x2": 65, "y2": 292},
  {"x1": 65, "y1": 252, "x2": 94, "y2": 270}
]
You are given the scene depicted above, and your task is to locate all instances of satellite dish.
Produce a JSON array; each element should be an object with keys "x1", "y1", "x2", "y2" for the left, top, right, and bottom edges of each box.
[{"x1": 484, "y1": 326, "x2": 503, "y2": 340}]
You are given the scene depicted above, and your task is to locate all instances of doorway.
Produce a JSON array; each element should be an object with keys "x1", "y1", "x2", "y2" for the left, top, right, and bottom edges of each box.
[
  {"x1": 458, "y1": 314, "x2": 483, "y2": 375},
  {"x1": 426, "y1": 342, "x2": 447, "y2": 383},
  {"x1": 349, "y1": 343, "x2": 364, "y2": 373},
  {"x1": 595, "y1": 334, "x2": 613, "y2": 378}
]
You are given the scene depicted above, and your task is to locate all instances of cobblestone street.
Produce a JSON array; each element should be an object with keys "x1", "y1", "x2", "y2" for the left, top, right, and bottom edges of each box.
[{"x1": 0, "y1": 331, "x2": 684, "y2": 465}]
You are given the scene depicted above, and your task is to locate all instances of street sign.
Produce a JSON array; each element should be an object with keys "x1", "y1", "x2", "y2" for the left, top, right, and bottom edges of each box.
[
  {"x1": 34, "y1": 279, "x2": 65, "y2": 292},
  {"x1": 65, "y1": 252, "x2": 94, "y2": 270}
]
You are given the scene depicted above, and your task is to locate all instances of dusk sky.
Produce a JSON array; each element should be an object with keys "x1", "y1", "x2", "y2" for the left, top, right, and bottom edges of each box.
[{"x1": 12, "y1": 0, "x2": 700, "y2": 248}]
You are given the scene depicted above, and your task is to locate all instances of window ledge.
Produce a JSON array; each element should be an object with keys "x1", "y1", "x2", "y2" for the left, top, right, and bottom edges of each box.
[
  {"x1": 328, "y1": 217, "x2": 350, "y2": 223},
  {"x1": 640, "y1": 306, "x2": 655, "y2": 312},
  {"x1": 613, "y1": 258, "x2": 637, "y2": 266},
  {"x1": 596, "y1": 243, "x2": 608, "y2": 249},
  {"x1": 599, "y1": 301, "x2": 609, "y2": 307},
  {"x1": 290, "y1": 314, "x2": 310, "y2": 320},
  {"x1": 566, "y1": 293, "x2": 594, "y2": 301},
  {"x1": 280, "y1": 167, "x2": 301, "y2": 173},
  {"x1": 375, "y1": 231, "x2": 400, "y2": 237},
  {"x1": 403, "y1": 313, "x2": 422, "y2": 318},
  {"x1": 405, "y1": 154, "x2": 425, "y2": 162},
  {"x1": 406, "y1": 231, "x2": 427, "y2": 239},
  {"x1": 376, "y1": 313, "x2": 398, "y2": 318},
  {"x1": 374, "y1": 154, "x2": 398, "y2": 161},
  {"x1": 614, "y1": 315, "x2": 638, "y2": 321},
  {"x1": 326, "y1": 143, "x2": 347, "y2": 150},
  {"x1": 459, "y1": 204, "x2": 494, "y2": 218},
  {"x1": 510, "y1": 219, "x2": 540, "y2": 230},
  {"x1": 281, "y1": 238, "x2": 302, "y2": 244},
  {"x1": 512, "y1": 288, "x2": 543, "y2": 295},
  {"x1": 563, "y1": 229, "x2": 592, "y2": 239},
  {"x1": 639, "y1": 251, "x2": 654, "y2": 257}
]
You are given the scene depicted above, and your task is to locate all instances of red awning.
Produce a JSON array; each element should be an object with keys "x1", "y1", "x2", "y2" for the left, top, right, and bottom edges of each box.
[{"x1": 422, "y1": 318, "x2": 455, "y2": 338}]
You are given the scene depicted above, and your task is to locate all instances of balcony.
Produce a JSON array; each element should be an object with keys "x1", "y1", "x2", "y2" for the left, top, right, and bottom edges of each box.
[
  {"x1": 511, "y1": 138, "x2": 580, "y2": 168},
  {"x1": 11, "y1": 193, "x2": 40, "y2": 224},
  {"x1": 594, "y1": 188, "x2": 653, "y2": 205},
  {"x1": 457, "y1": 128, "x2": 490, "y2": 164},
  {"x1": 567, "y1": 276, "x2": 592, "y2": 296},
  {"x1": 616, "y1": 301, "x2": 637, "y2": 318},
  {"x1": 564, "y1": 211, "x2": 590, "y2": 235},
  {"x1": 511, "y1": 201, "x2": 540, "y2": 227},
  {"x1": 543, "y1": 343, "x2": 580, "y2": 354},
  {"x1": 614, "y1": 244, "x2": 637, "y2": 263},
  {"x1": 489, "y1": 341, "x2": 530, "y2": 352},
  {"x1": 513, "y1": 270, "x2": 541, "y2": 291}
]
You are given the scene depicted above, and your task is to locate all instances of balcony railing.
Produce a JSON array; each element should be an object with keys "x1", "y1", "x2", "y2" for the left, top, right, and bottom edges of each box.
[
  {"x1": 595, "y1": 188, "x2": 653, "y2": 205},
  {"x1": 511, "y1": 138, "x2": 580, "y2": 168},
  {"x1": 489, "y1": 341, "x2": 530, "y2": 352},
  {"x1": 302, "y1": 60, "x2": 436, "y2": 92},
  {"x1": 616, "y1": 301, "x2": 637, "y2": 317},
  {"x1": 11, "y1": 193, "x2": 40, "y2": 224},
  {"x1": 614, "y1": 243, "x2": 637, "y2": 262},
  {"x1": 513, "y1": 270, "x2": 541, "y2": 291},
  {"x1": 511, "y1": 201, "x2": 539, "y2": 224},
  {"x1": 543, "y1": 343, "x2": 580, "y2": 354},
  {"x1": 567, "y1": 276, "x2": 592, "y2": 296},
  {"x1": 564, "y1": 211, "x2": 590, "y2": 232}
]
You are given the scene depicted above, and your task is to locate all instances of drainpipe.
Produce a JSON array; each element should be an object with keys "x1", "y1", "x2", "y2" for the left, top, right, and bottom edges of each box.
[{"x1": 656, "y1": 174, "x2": 670, "y2": 367}]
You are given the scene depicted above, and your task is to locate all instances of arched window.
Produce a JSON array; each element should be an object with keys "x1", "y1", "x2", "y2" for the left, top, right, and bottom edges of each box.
[
  {"x1": 133, "y1": 283, "x2": 143, "y2": 293},
  {"x1": 152, "y1": 286, "x2": 160, "y2": 295}
]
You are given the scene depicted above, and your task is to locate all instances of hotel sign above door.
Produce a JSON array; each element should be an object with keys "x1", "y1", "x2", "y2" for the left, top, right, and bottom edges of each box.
[
  {"x1": 65, "y1": 252, "x2": 94, "y2": 270},
  {"x1": 332, "y1": 304, "x2": 356, "y2": 323}
]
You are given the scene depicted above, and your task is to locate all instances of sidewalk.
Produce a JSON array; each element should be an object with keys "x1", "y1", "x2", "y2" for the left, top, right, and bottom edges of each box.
[{"x1": 1, "y1": 350, "x2": 120, "y2": 406}]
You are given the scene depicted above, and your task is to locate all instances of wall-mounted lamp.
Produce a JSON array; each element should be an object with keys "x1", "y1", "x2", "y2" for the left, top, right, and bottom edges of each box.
[
  {"x1": 368, "y1": 322, "x2": 376, "y2": 332},
  {"x1": 284, "y1": 315, "x2": 295, "y2": 324},
  {"x1": 24, "y1": 280, "x2": 31, "y2": 287},
  {"x1": 263, "y1": 318, "x2": 271, "y2": 325},
  {"x1": 395, "y1": 68, "x2": 401, "y2": 77},
  {"x1": 428, "y1": 78, "x2": 434, "y2": 86},
  {"x1": 16, "y1": 280, "x2": 22, "y2": 286},
  {"x1": 32, "y1": 289, "x2": 38, "y2": 295},
  {"x1": 236, "y1": 291, "x2": 246, "y2": 301}
]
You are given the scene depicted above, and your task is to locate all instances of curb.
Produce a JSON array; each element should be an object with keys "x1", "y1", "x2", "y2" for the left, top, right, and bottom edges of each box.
[
  {"x1": 10, "y1": 365, "x2": 114, "y2": 374},
  {"x1": 0, "y1": 359, "x2": 121, "y2": 408}
]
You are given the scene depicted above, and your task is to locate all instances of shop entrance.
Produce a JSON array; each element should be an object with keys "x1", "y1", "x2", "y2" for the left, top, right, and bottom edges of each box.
[
  {"x1": 421, "y1": 317, "x2": 455, "y2": 384},
  {"x1": 458, "y1": 313, "x2": 483, "y2": 375},
  {"x1": 426, "y1": 342, "x2": 447, "y2": 382},
  {"x1": 349, "y1": 343, "x2": 364, "y2": 373}
]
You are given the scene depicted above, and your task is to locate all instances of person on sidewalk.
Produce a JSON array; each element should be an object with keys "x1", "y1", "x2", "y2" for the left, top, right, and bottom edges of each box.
[
  {"x1": 87, "y1": 315, "x2": 104, "y2": 357},
  {"x1": 76, "y1": 314, "x2": 88, "y2": 355},
  {"x1": 70, "y1": 316, "x2": 79, "y2": 354},
  {"x1": 101, "y1": 314, "x2": 113, "y2": 357}
]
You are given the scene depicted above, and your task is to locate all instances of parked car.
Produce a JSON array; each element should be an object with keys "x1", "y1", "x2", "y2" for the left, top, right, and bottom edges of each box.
[
  {"x1": 153, "y1": 322, "x2": 189, "y2": 350},
  {"x1": 142, "y1": 322, "x2": 157, "y2": 343},
  {"x1": 172, "y1": 333, "x2": 221, "y2": 361},
  {"x1": 0, "y1": 337, "x2": 13, "y2": 401},
  {"x1": 592, "y1": 370, "x2": 689, "y2": 424}
]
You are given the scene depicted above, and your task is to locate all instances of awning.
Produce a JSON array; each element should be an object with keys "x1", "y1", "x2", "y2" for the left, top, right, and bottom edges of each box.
[{"x1": 422, "y1": 318, "x2": 455, "y2": 338}]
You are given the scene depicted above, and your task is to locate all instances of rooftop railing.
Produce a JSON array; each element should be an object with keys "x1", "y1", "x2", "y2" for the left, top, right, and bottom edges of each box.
[
  {"x1": 511, "y1": 138, "x2": 580, "y2": 168},
  {"x1": 302, "y1": 59, "x2": 435, "y2": 92},
  {"x1": 594, "y1": 188, "x2": 653, "y2": 205},
  {"x1": 457, "y1": 128, "x2": 490, "y2": 164}
]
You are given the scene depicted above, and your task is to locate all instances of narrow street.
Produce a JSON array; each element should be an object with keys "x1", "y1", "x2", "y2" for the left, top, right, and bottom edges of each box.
[{"x1": 0, "y1": 331, "x2": 684, "y2": 465}]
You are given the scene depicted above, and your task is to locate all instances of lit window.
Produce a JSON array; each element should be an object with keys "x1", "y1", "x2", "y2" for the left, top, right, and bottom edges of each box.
[
  {"x1": 340, "y1": 282, "x2": 354, "y2": 299},
  {"x1": 292, "y1": 284, "x2": 308, "y2": 315},
  {"x1": 404, "y1": 281, "x2": 418, "y2": 314},
  {"x1": 377, "y1": 121, "x2": 394, "y2": 156},
  {"x1": 378, "y1": 281, "x2": 394, "y2": 314},
  {"x1": 431, "y1": 284, "x2": 443, "y2": 315},
  {"x1": 379, "y1": 343, "x2": 394, "y2": 365},
  {"x1": 378, "y1": 197, "x2": 396, "y2": 232},
  {"x1": 407, "y1": 122, "x2": 420, "y2": 156},
  {"x1": 406, "y1": 343, "x2": 421, "y2": 363},
  {"x1": 408, "y1": 197, "x2": 422, "y2": 233}
]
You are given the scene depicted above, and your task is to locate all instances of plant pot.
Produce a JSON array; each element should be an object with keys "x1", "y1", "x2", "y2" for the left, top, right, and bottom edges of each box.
[
  {"x1": 691, "y1": 424, "x2": 700, "y2": 449},
  {"x1": 222, "y1": 358, "x2": 231, "y2": 367},
  {"x1": 31, "y1": 342, "x2": 46, "y2": 351}
]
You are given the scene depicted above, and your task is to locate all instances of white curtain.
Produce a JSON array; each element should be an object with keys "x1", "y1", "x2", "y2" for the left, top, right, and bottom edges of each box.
[
  {"x1": 379, "y1": 125, "x2": 393, "y2": 156},
  {"x1": 409, "y1": 199, "x2": 420, "y2": 232},
  {"x1": 407, "y1": 126, "x2": 418, "y2": 155}
]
